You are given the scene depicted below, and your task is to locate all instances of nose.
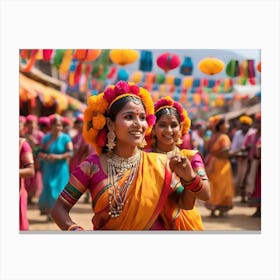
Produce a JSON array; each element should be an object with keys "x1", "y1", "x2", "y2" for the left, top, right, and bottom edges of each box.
[{"x1": 133, "y1": 117, "x2": 141, "y2": 127}]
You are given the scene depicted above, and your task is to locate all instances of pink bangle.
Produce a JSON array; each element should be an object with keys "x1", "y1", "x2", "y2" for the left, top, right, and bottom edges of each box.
[{"x1": 67, "y1": 224, "x2": 84, "y2": 231}]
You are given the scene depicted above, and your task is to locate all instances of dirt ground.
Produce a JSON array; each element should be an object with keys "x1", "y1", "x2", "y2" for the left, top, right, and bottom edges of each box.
[{"x1": 26, "y1": 194, "x2": 261, "y2": 232}]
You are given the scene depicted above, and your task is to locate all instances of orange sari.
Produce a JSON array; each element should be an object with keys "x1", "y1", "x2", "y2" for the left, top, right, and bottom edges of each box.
[
  {"x1": 205, "y1": 134, "x2": 235, "y2": 211},
  {"x1": 60, "y1": 152, "x2": 173, "y2": 230}
]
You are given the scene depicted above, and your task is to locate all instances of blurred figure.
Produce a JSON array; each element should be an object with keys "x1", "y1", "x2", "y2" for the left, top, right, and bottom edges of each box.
[
  {"x1": 230, "y1": 115, "x2": 254, "y2": 202},
  {"x1": 62, "y1": 116, "x2": 73, "y2": 135},
  {"x1": 19, "y1": 137, "x2": 35, "y2": 231},
  {"x1": 191, "y1": 120, "x2": 206, "y2": 156},
  {"x1": 243, "y1": 113, "x2": 261, "y2": 217},
  {"x1": 23, "y1": 114, "x2": 44, "y2": 204},
  {"x1": 69, "y1": 114, "x2": 94, "y2": 203},
  {"x1": 19, "y1": 116, "x2": 26, "y2": 137},
  {"x1": 204, "y1": 115, "x2": 235, "y2": 218},
  {"x1": 38, "y1": 114, "x2": 73, "y2": 221},
  {"x1": 38, "y1": 116, "x2": 51, "y2": 134}
]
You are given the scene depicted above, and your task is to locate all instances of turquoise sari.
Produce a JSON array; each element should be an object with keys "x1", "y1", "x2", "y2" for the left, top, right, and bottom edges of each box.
[{"x1": 39, "y1": 132, "x2": 72, "y2": 214}]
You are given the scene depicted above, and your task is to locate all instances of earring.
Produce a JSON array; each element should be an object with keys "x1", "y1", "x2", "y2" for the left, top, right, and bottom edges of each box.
[
  {"x1": 175, "y1": 137, "x2": 183, "y2": 146},
  {"x1": 139, "y1": 138, "x2": 147, "y2": 149},
  {"x1": 106, "y1": 130, "x2": 116, "y2": 151}
]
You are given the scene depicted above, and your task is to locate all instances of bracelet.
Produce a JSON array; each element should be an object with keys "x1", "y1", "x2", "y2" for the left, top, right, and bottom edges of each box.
[
  {"x1": 67, "y1": 224, "x2": 84, "y2": 231},
  {"x1": 181, "y1": 175, "x2": 203, "y2": 192}
]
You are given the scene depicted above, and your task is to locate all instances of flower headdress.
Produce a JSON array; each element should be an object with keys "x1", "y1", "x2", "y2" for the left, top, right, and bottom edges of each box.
[
  {"x1": 83, "y1": 81, "x2": 156, "y2": 154},
  {"x1": 154, "y1": 96, "x2": 191, "y2": 134},
  {"x1": 207, "y1": 114, "x2": 224, "y2": 129},
  {"x1": 239, "y1": 115, "x2": 253, "y2": 126}
]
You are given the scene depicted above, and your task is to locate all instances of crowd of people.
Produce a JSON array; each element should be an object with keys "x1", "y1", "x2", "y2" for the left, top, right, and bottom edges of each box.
[{"x1": 19, "y1": 80, "x2": 261, "y2": 231}]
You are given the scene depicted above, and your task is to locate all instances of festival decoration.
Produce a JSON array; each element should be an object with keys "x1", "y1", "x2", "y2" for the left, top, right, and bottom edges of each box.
[
  {"x1": 139, "y1": 50, "x2": 153, "y2": 72},
  {"x1": 225, "y1": 59, "x2": 239, "y2": 77},
  {"x1": 20, "y1": 49, "x2": 39, "y2": 72},
  {"x1": 198, "y1": 57, "x2": 224, "y2": 75},
  {"x1": 109, "y1": 49, "x2": 139, "y2": 66},
  {"x1": 180, "y1": 56, "x2": 193, "y2": 75},
  {"x1": 257, "y1": 61, "x2": 261, "y2": 72},
  {"x1": 73, "y1": 49, "x2": 101, "y2": 62},
  {"x1": 117, "y1": 69, "x2": 129, "y2": 81},
  {"x1": 42, "y1": 49, "x2": 54, "y2": 61},
  {"x1": 156, "y1": 52, "x2": 181, "y2": 73},
  {"x1": 130, "y1": 71, "x2": 143, "y2": 83}
]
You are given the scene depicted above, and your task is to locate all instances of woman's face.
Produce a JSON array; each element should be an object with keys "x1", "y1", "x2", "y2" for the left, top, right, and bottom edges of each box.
[
  {"x1": 51, "y1": 120, "x2": 63, "y2": 133},
  {"x1": 111, "y1": 100, "x2": 148, "y2": 149},
  {"x1": 153, "y1": 114, "x2": 181, "y2": 149}
]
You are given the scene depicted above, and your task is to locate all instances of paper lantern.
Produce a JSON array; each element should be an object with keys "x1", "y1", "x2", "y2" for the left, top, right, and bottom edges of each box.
[
  {"x1": 180, "y1": 56, "x2": 193, "y2": 75},
  {"x1": 247, "y1": 59, "x2": 255, "y2": 78},
  {"x1": 183, "y1": 77, "x2": 194, "y2": 89},
  {"x1": 156, "y1": 52, "x2": 181, "y2": 73},
  {"x1": 139, "y1": 50, "x2": 153, "y2": 72},
  {"x1": 109, "y1": 49, "x2": 139, "y2": 66},
  {"x1": 130, "y1": 71, "x2": 143, "y2": 83},
  {"x1": 42, "y1": 49, "x2": 53, "y2": 61},
  {"x1": 74, "y1": 49, "x2": 101, "y2": 62},
  {"x1": 145, "y1": 72, "x2": 155, "y2": 84},
  {"x1": 225, "y1": 59, "x2": 239, "y2": 77},
  {"x1": 156, "y1": 73, "x2": 165, "y2": 84},
  {"x1": 117, "y1": 69, "x2": 129, "y2": 81},
  {"x1": 198, "y1": 57, "x2": 224, "y2": 75},
  {"x1": 257, "y1": 61, "x2": 261, "y2": 72},
  {"x1": 165, "y1": 75, "x2": 175, "y2": 85}
]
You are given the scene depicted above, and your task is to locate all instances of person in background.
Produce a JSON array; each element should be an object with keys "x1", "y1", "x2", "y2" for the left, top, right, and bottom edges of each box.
[
  {"x1": 230, "y1": 115, "x2": 254, "y2": 202},
  {"x1": 148, "y1": 96, "x2": 210, "y2": 230},
  {"x1": 19, "y1": 116, "x2": 26, "y2": 137},
  {"x1": 243, "y1": 113, "x2": 261, "y2": 217},
  {"x1": 38, "y1": 114, "x2": 73, "y2": 221},
  {"x1": 51, "y1": 81, "x2": 205, "y2": 231},
  {"x1": 23, "y1": 114, "x2": 44, "y2": 205},
  {"x1": 38, "y1": 116, "x2": 51, "y2": 135},
  {"x1": 69, "y1": 114, "x2": 94, "y2": 203},
  {"x1": 204, "y1": 115, "x2": 235, "y2": 218},
  {"x1": 62, "y1": 116, "x2": 73, "y2": 136},
  {"x1": 19, "y1": 136, "x2": 35, "y2": 231},
  {"x1": 191, "y1": 120, "x2": 206, "y2": 157}
]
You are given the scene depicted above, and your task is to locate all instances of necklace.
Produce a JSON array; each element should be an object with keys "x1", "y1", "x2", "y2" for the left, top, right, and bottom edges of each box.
[
  {"x1": 107, "y1": 150, "x2": 141, "y2": 218},
  {"x1": 154, "y1": 146, "x2": 179, "y2": 158}
]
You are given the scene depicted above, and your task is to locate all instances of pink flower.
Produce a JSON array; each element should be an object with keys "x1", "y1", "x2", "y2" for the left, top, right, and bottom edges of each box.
[
  {"x1": 104, "y1": 87, "x2": 116, "y2": 104},
  {"x1": 146, "y1": 114, "x2": 156, "y2": 127},
  {"x1": 129, "y1": 85, "x2": 140, "y2": 95},
  {"x1": 114, "y1": 81, "x2": 130, "y2": 94}
]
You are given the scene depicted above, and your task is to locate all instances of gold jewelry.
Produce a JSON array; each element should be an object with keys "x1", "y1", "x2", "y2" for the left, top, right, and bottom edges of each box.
[
  {"x1": 175, "y1": 137, "x2": 183, "y2": 146},
  {"x1": 139, "y1": 138, "x2": 147, "y2": 149},
  {"x1": 154, "y1": 146, "x2": 179, "y2": 158},
  {"x1": 106, "y1": 130, "x2": 116, "y2": 151},
  {"x1": 107, "y1": 150, "x2": 141, "y2": 218}
]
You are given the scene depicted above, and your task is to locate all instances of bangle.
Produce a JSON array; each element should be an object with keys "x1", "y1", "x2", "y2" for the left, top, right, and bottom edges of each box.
[
  {"x1": 67, "y1": 224, "x2": 84, "y2": 231},
  {"x1": 181, "y1": 175, "x2": 203, "y2": 193}
]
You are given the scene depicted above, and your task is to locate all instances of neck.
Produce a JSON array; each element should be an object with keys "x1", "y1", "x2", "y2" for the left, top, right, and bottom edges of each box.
[
  {"x1": 113, "y1": 146, "x2": 139, "y2": 159},
  {"x1": 154, "y1": 144, "x2": 178, "y2": 154}
]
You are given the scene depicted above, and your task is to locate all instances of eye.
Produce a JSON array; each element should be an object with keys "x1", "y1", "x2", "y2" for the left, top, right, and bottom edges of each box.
[
  {"x1": 139, "y1": 113, "x2": 146, "y2": 121},
  {"x1": 124, "y1": 114, "x2": 133, "y2": 120},
  {"x1": 171, "y1": 122, "x2": 179, "y2": 129}
]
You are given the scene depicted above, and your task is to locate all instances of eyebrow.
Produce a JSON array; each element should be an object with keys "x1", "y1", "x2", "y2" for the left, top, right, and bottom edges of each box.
[{"x1": 121, "y1": 110, "x2": 146, "y2": 116}]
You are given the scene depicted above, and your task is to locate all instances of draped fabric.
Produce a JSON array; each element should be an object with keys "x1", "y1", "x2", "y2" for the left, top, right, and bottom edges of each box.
[
  {"x1": 19, "y1": 138, "x2": 34, "y2": 230},
  {"x1": 59, "y1": 152, "x2": 173, "y2": 230},
  {"x1": 205, "y1": 134, "x2": 235, "y2": 211},
  {"x1": 38, "y1": 132, "x2": 72, "y2": 214},
  {"x1": 161, "y1": 150, "x2": 207, "y2": 230}
]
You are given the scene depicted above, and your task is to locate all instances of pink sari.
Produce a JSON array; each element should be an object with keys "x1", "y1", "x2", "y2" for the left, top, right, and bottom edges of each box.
[{"x1": 19, "y1": 138, "x2": 34, "y2": 231}]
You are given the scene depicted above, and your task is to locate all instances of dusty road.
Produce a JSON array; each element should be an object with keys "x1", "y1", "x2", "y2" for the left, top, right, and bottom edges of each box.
[{"x1": 26, "y1": 195, "x2": 261, "y2": 232}]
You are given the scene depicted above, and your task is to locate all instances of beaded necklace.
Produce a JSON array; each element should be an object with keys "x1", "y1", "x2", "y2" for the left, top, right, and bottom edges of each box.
[
  {"x1": 154, "y1": 145, "x2": 179, "y2": 158},
  {"x1": 107, "y1": 150, "x2": 141, "y2": 218}
]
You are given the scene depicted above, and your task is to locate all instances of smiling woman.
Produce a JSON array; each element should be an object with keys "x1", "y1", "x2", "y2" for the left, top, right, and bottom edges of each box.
[{"x1": 50, "y1": 81, "x2": 207, "y2": 230}]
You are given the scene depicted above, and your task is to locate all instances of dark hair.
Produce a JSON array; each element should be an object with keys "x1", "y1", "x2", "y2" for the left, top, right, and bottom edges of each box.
[
  {"x1": 155, "y1": 107, "x2": 181, "y2": 124},
  {"x1": 215, "y1": 118, "x2": 225, "y2": 132},
  {"x1": 107, "y1": 95, "x2": 145, "y2": 121}
]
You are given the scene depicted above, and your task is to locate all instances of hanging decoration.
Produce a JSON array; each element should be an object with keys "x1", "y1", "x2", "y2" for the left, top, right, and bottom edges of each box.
[
  {"x1": 156, "y1": 52, "x2": 181, "y2": 73},
  {"x1": 20, "y1": 49, "x2": 39, "y2": 72},
  {"x1": 198, "y1": 57, "x2": 224, "y2": 75},
  {"x1": 42, "y1": 49, "x2": 54, "y2": 61},
  {"x1": 117, "y1": 69, "x2": 129, "y2": 81},
  {"x1": 257, "y1": 61, "x2": 261, "y2": 72},
  {"x1": 109, "y1": 49, "x2": 139, "y2": 66},
  {"x1": 73, "y1": 49, "x2": 101, "y2": 62},
  {"x1": 180, "y1": 56, "x2": 193, "y2": 75},
  {"x1": 225, "y1": 59, "x2": 239, "y2": 77},
  {"x1": 139, "y1": 50, "x2": 153, "y2": 72}
]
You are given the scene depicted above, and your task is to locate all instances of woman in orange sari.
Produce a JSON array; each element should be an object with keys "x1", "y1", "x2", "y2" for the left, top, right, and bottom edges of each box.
[
  {"x1": 147, "y1": 96, "x2": 210, "y2": 230},
  {"x1": 204, "y1": 115, "x2": 235, "y2": 217},
  {"x1": 51, "y1": 81, "x2": 203, "y2": 230}
]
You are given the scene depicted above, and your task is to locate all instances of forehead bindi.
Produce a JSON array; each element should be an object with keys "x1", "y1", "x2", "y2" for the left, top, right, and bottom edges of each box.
[{"x1": 120, "y1": 101, "x2": 146, "y2": 115}]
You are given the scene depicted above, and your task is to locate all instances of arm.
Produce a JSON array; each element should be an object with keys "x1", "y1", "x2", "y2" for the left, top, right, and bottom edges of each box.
[
  {"x1": 51, "y1": 197, "x2": 83, "y2": 230},
  {"x1": 20, "y1": 163, "x2": 35, "y2": 178}
]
